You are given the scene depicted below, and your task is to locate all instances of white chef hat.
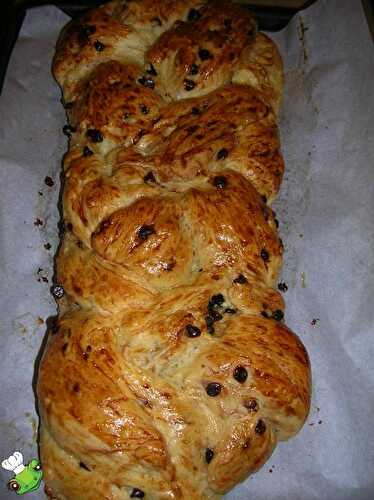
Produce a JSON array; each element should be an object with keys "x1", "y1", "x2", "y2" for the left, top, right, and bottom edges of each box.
[{"x1": 1, "y1": 452, "x2": 25, "y2": 475}]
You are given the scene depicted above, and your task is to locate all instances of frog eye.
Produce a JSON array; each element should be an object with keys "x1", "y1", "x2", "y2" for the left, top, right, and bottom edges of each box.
[
  {"x1": 34, "y1": 463, "x2": 41, "y2": 471},
  {"x1": 8, "y1": 479, "x2": 20, "y2": 491}
]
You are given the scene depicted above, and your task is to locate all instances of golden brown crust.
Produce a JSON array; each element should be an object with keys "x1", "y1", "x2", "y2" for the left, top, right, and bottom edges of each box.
[{"x1": 38, "y1": 1, "x2": 310, "y2": 499}]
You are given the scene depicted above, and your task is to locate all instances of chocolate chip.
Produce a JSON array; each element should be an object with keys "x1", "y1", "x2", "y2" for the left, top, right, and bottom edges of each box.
[
  {"x1": 144, "y1": 171, "x2": 156, "y2": 183},
  {"x1": 260, "y1": 249, "x2": 270, "y2": 262},
  {"x1": 185, "y1": 324, "x2": 201, "y2": 338},
  {"x1": 140, "y1": 104, "x2": 149, "y2": 114},
  {"x1": 199, "y1": 48, "x2": 212, "y2": 61},
  {"x1": 51, "y1": 285, "x2": 64, "y2": 299},
  {"x1": 191, "y1": 107, "x2": 200, "y2": 115},
  {"x1": 225, "y1": 308, "x2": 236, "y2": 314},
  {"x1": 255, "y1": 419, "x2": 266, "y2": 435},
  {"x1": 209, "y1": 294, "x2": 224, "y2": 307},
  {"x1": 278, "y1": 282, "x2": 288, "y2": 292},
  {"x1": 146, "y1": 64, "x2": 157, "y2": 76},
  {"x1": 94, "y1": 40, "x2": 105, "y2": 51},
  {"x1": 233, "y1": 366, "x2": 248, "y2": 383},
  {"x1": 244, "y1": 399, "x2": 258, "y2": 412},
  {"x1": 130, "y1": 489, "x2": 145, "y2": 498},
  {"x1": 138, "y1": 75, "x2": 155, "y2": 89},
  {"x1": 209, "y1": 310, "x2": 223, "y2": 321},
  {"x1": 62, "y1": 124, "x2": 76, "y2": 138},
  {"x1": 205, "y1": 448, "x2": 214, "y2": 463},
  {"x1": 83, "y1": 146, "x2": 93, "y2": 157},
  {"x1": 272, "y1": 309, "x2": 284, "y2": 321},
  {"x1": 233, "y1": 274, "x2": 248, "y2": 284},
  {"x1": 86, "y1": 129, "x2": 103, "y2": 143},
  {"x1": 188, "y1": 64, "x2": 199, "y2": 75},
  {"x1": 216, "y1": 148, "x2": 228, "y2": 160},
  {"x1": 184, "y1": 79, "x2": 196, "y2": 91},
  {"x1": 224, "y1": 18, "x2": 232, "y2": 29},
  {"x1": 261, "y1": 195, "x2": 268, "y2": 204},
  {"x1": 206, "y1": 382, "x2": 222, "y2": 397},
  {"x1": 79, "y1": 461, "x2": 90, "y2": 471},
  {"x1": 205, "y1": 315, "x2": 215, "y2": 334},
  {"x1": 213, "y1": 176, "x2": 227, "y2": 189},
  {"x1": 138, "y1": 224, "x2": 155, "y2": 240},
  {"x1": 188, "y1": 8, "x2": 201, "y2": 21}
]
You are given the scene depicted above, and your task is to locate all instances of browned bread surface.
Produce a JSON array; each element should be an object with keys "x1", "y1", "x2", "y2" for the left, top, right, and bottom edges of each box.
[{"x1": 37, "y1": 1, "x2": 311, "y2": 498}]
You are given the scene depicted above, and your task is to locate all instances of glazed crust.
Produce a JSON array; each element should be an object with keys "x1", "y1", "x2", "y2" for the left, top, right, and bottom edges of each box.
[{"x1": 37, "y1": 1, "x2": 311, "y2": 499}]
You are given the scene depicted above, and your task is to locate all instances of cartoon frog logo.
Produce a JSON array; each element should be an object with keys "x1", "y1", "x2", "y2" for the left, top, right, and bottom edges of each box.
[{"x1": 2, "y1": 452, "x2": 42, "y2": 495}]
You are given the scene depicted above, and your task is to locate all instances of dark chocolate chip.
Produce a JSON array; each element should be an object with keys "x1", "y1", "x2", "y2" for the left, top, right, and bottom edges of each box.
[
  {"x1": 188, "y1": 8, "x2": 202, "y2": 21},
  {"x1": 233, "y1": 366, "x2": 248, "y2": 383},
  {"x1": 209, "y1": 294, "x2": 225, "y2": 307},
  {"x1": 205, "y1": 315, "x2": 215, "y2": 334},
  {"x1": 216, "y1": 148, "x2": 228, "y2": 160},
  {"x1": 138, "y1": 224, "x2": 155, "y2": 240},
  {"x1": 138, "y1": 75, "x2": 155, "y2": 89},
  {"x1": 62, "y1": 124, "x2": 76, "y2": 138},
  {"x1": 146, "y1": 63, "x2": 157, "y2": 76},
  {"x1": 79, "y1": 461, "x2": 90, "y2": 471},
  {"x1": 130, "y1": 489, "x2": 145, "y2": 499},
  {"x1": 94, "y1": 40, "x2": 105, "y2": 51},
  {"x1": 185, "y1": 324, "x2": 201, "y2": 338},
  {"x1": 140, "y1": 104, "x2": 149, "y2": 114},
  {"x1": 44, "y1": 176, "x2": 54, "y2": 187},
  {"x1": 184, "y1": 79, "x2": 196, "y2": 91},
  {"x1": 83, "y1": 146, "x2": 93, "y2": 157},
  {"x1": 86, "y1": 129, "x2": 103, "y2": 143},
  {"x1": 213, "y1": 176, "x2": 227, "y2": 189},
  {"x1": 260, "y1": 249, "x2": 270, "y2": 262},
  {"x1": 255, "y1": 419, "x2": 266, "y2": 435},
  {"x1": 188, "y1": 64, "x2": 199, "y2": 75},
  {"x1": 225, "y1": 308, "x2": 236, "y2": 314},
  {"x1": 205, "y1": 448, "x2": 214, "y2": 463},
  {"x1": 272, "y1": 309, "x2": 284, "y2": 321},
  {"x1": 278, "y1": 282, "x2": 288, "y2": 292},
  {"x1": 144, "y1": 171, "x2": 156, "y2": 183},
  {"x1": 206, "y1": 382, "x2": 222, "y2": 397},
  {"x1": 199, "y1": 48, "x2": 212, "y2": 61},
  {"x1": 209, "y1": 310, "x2": 223, "y2": 322},
  {"x1": 191, "y1": 107, "x2": 200, "y2": 115},
  {"x1": 233, "y1": 274, "x2": 248, "y2": 284},
  {"x1": 51, "y1": 285, "x2": 64, "y2": 299}
]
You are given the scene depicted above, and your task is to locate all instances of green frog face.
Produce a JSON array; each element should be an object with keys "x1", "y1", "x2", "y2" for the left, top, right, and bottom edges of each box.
[{"x1": 7, "y1": 459, "x2": 43, "y2": 495}]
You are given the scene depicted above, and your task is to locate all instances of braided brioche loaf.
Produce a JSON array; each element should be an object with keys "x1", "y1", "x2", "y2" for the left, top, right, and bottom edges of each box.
[{"x1": 37, "y1": 1, "x2": 311, "y2": 498}]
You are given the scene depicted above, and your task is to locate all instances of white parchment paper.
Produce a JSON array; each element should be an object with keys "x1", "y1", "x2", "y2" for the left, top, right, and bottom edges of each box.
[{"x1": 0, "y1": 1, "x2": 373, "y2": 498}]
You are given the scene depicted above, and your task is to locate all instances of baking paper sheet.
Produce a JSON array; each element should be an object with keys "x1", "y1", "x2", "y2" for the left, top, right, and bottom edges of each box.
[{"x1": 1, "y1": 1, "x2": 373, "y2": 498}]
